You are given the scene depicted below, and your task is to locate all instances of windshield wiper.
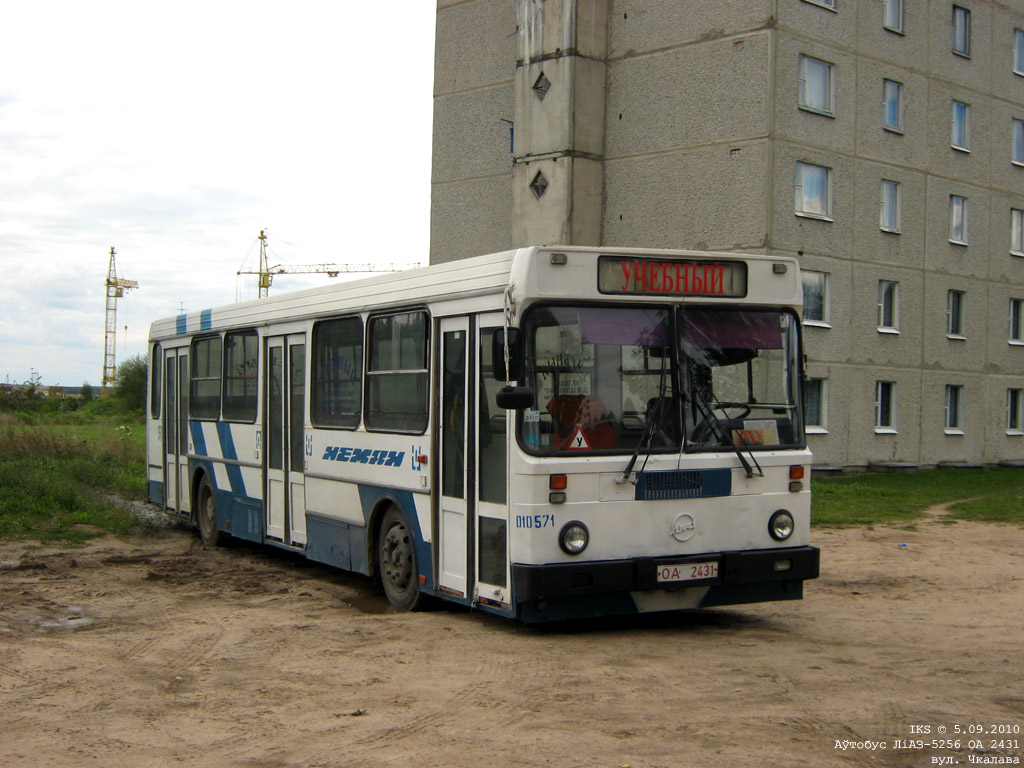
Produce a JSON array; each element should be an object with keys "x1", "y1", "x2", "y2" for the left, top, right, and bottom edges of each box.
[
  {"x1": 616, "y1": 348, "x2": 669, "y2": 485},
  {"x1": 691, "y1": 389, "x2": 763, "y2": 479}
]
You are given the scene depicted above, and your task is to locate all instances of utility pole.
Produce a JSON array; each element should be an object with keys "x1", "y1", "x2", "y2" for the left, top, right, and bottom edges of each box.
[{"x1": 102, "y1": 247, "x2": 138, "y2": 395}]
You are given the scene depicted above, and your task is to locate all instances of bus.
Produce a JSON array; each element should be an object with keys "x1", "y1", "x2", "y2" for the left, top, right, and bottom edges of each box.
[{"x1": 146, "y1": 246, "x2": 819, "y2": 622}]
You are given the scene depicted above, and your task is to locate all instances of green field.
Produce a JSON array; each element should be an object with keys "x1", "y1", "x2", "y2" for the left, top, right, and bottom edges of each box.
[
  {"x1": 811, "y1": 466, "x2": 1024, "y2": 527},
  {"x1": 0, "y1": 409, "x2": 148, "y2": 542}
]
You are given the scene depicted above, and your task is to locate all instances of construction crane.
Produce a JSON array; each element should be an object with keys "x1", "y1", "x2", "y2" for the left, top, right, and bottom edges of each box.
[
  {"x1": 237, "y1": 230, "x2": 419, "y2": 298},
  {"x1": 102, "y1": 247, "x2": 138, "y2": 395}
]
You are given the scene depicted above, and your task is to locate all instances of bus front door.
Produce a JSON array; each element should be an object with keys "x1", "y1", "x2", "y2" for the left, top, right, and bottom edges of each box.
[
  {"x1": 265, "y1": 334, "x2": 307, "y2": 547},
  {"x1": 437, "y1": 314, "x2": 511, "y2": 608},
  {"x1": 438, "y1": 317, "x2": 469, "y2": 597},
  {"x1": 163, "y1": 347, "x2": 189, "y2": 516},
  {"x1": 475, "y1": 316, "x2": 510, "y2": 607}
]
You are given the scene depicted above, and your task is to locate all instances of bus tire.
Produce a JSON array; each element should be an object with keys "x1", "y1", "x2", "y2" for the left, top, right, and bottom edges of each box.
[
  {"x1": 377, "y1": 506, "x2": 427, "y2": 611},
  {"x1": 196, "y1": 476, "x2": 224, "y2": 548}
]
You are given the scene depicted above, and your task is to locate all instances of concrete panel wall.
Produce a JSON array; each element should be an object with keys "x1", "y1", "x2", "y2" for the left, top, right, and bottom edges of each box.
[
  {"x1": 771, "y1": 142, "x2": 855, "y2": 261},
  {"x1": 851, "y1": 160, "x2": 927, "y2": 270},
  {"x1": 854, "y1": 61, "x2": 930, "y2": 170},
  {"x1": 773, "y1": 35, "x2": 857, "y2": 154},
  {"x1": 606, "y1": 32, "x2": 772, "y2": 157},
  {"x1": 606, "y1": 0, "x2": 772, "y2": 58},
  {"x1": 602, "y1": 142, "x2": 770, "y2": 251},
  {"x1": 924, "y1": 178, "x2": 990, "y2": 279}
]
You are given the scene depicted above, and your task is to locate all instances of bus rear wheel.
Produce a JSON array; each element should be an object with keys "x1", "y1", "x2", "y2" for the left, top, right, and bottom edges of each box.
[
  {"x1": 196, "y1": 476, "x2": 224, "y2": 548},
  {"x1": 377, "y1": 506, "x2": 427, "y2": 611}
]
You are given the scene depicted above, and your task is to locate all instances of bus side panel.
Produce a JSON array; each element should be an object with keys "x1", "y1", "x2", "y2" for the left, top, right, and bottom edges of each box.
[
  {"x1": 189, "y1": 457, "x2": 264, "y2": 543},
  {"x1": 356, "y1": 486, "x2": 435, "y2": 594}
]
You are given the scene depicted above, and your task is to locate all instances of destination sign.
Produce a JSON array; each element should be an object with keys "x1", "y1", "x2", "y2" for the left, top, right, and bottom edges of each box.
[{"x1": 598, "y1": 256, "x2": 748, "y2": 298}]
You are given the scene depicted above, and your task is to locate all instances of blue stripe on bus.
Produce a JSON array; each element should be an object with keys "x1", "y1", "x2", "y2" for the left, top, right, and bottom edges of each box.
[
  {"x1": 176, "y1": 314, "x2": 187, "y2": 334},
  {"x1": 200, "y1": 309, "x2": 213, "y2": 330},
  {"x1": 190, "y1": 420, "x2": 207, "y2": 456},
  {"x1": 216, "y1": 421, "x2": 246, "y2": 497}
]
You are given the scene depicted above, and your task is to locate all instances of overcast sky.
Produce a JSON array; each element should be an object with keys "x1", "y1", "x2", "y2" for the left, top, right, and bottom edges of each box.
[{"x1": 0, "y1": 1, "x2": 436, "y2": 387}]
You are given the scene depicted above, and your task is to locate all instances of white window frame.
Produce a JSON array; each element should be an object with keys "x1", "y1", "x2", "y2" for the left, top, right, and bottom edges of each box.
[
  {"x1": 1012, "y1": 208, "x2": 1024, "y2": 256},
  {"x1": 952, "y1": 5, "x2": 971, "y2": 58},
  {"x1": 880, "y1": 179, "x2": 902, "y2": 233},
  {"x1": 951, "y1": 101, "x2": 970, "y2": 152},
  {"x1": 1016, "y1": 29, "x2": 1024, "y2": 76},
  {"x1": 884, "y1": 0, "x2": 904, "y2": 34},
  {"x1": 950, "y1": 195, "x2": 969, "y2": 245},
  {"x1": 882, "y1": 79, "x2": 904, "y2": 133},
  {"x1": 946, "y1": 289, "x2": 966, "y2": 338},
  {"x1": 798, "y1": 55, "x2": 835, "y2": 117},
  {"x1": 804, "y1": 377, "x2": 829, "y2": 433},
  {"x1": 802, "y1": 270, "x2": 831, "y2": 327},
  {"x1": 1014, "y1": 119, "x2": 1024, "y2": 166},
  {"x1": 802, "y1": 0, "x2": 837, "y2": 11},
  {"x1": 795, "y1": 162, "x2": 833, "y2": 220},
  {"x1": 875, "y1": 381, "x2": 897, "y2": 433},
  {"x1": 1008, "y1": 388, "x2": 1024, "y2": 435},
  {"x1": 878, "y1": 280, "x2": 900, "y2": 332},
  {"x1": 1011, "y1": 298, "x2": 1024, "y2": 344},
  {"x1": 944, "y1": 384, "x2": 964, "y2": 434}
]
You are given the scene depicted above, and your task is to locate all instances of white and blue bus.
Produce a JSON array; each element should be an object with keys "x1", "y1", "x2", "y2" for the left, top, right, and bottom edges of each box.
[{"x1": 147, "y1": 246, "x2": 819, "y2": 622}]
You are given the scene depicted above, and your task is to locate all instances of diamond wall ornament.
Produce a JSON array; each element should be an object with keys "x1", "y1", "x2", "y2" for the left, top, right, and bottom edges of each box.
[{"x1": 529, "y1": 170, "x2": 549, "y2": 199}]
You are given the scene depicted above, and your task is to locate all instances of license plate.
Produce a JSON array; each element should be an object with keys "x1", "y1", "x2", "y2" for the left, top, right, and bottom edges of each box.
[{"x1": 656, "y1": 561, "x2": 719, "y2": 583}]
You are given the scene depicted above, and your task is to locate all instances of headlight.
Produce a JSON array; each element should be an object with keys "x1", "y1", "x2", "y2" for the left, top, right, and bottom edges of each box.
[
  {"x1": 559, "y1": 522, "x2": 589, "y2": 555},
  {"x1": 769, "y1": 510, "x2": 795, "y2": 541}
]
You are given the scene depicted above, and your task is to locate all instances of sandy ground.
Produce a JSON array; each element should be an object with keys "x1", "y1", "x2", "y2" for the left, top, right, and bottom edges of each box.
[{"x1": 1, "y1": 510, "x2": 1022, "y2": 768}]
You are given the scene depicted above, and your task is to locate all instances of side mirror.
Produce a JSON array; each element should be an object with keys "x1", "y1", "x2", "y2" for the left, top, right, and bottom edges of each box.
[
  {"x1": 492, "y1": 327, "x2": 523, "y2": 381},
  {"x1": 495, "y1": 385, "x2": 534, "y2": 411}
]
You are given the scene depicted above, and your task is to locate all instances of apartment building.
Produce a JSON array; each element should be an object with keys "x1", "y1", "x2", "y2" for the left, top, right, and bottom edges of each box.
[{"x1": 430, "y1": 0, "x2": 1024, "y2": 468}]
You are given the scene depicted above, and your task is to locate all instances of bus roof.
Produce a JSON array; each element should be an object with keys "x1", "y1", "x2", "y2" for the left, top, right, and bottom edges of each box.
[{"x1": 149, "y1": 246, "x2": 801, "y2": 341}]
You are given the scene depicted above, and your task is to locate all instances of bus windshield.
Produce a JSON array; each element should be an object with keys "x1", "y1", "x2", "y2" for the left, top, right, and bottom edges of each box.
[{"x1": 518, "y1": 304, "x2": 804, "y2": 454}]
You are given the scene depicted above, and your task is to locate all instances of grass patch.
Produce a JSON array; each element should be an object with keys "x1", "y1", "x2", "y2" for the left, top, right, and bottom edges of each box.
[
  {"x1": 0, "y1": 412, "x2": 148, "y2": 542},
  {"x1": 812, "y1": 467, "x2": 1024, "y2": 527}
]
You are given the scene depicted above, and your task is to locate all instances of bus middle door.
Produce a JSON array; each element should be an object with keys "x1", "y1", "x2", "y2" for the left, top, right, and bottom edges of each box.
[{"x1": 265, "y1": 334, "x2": 307, "y2": 546}]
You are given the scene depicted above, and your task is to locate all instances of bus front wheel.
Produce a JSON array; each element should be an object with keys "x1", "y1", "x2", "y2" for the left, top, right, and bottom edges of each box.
[
  {"x1": 377, "y1": 506, "x2": 427, "y2": 611},
  {"x1": 196, "y1": 476, "x2": 224, "y2": 548}
]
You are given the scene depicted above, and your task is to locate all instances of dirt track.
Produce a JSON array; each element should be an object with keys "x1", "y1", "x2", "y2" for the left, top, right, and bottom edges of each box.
[{"x1": 1, "y1": 513, "x2": 1022, "y2": 768}]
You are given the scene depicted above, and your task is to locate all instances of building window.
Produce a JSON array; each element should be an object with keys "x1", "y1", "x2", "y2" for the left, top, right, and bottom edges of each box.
[
  {"x1": 802, "y1": 271, "x2": 830, "y2": 325},
  {"x1": 875, "y1": 381, "x2": 897, "y2": 431},
  {"x1": 883, "y1": 79, "x2": 904, "y2": 132},
  {"x1": 803, "y1": 0, "x2": 837, "y2": 10},
  {"x1": 1012, "y1": 209, "x2": 1024, "y2": 255},
  {"x1": 947, "y1": 290, "x2": 966, "y2": 337},
  {"x1": 950, "y1": 195, "x2": 969, "y2": 245},
  {"x1": 795, "y1": 162, "x2": 832, "y2": 219},
  {"x1": 944, "y1": 384, "x2": 964, "y2": 433},
  {"x1": 1014, "y1": 119, "x2": 1024, "y2": 165},
  {"x1": 951, "y1": 101, "x2": 970, "y2": 151},
  {"x1": 878, "y1": 280, "x2": 900, "y2": 332},
  {"x1": 952, "y1": 5, "x2": 971, "y2": 57},
  {"x1": 884, "y1": 0, "x2": 904, "y2": 33},
  {"x1": 798, "y1": 55, "x2": 835, "y2": 116},
  {"x1": 1008, "y1": 389, "x2": 1024, "y2": 434},
  {"x1": 880, "y1": 179, "x2": 902, "y2": 232},
  {"x1": 1011, "y1": 298, "x2": 1024, "y2": 343},
  {"x1": 805, "y1": 378, "x2": 828, "y2": 432},
  {"x1": 1016, "y1": 29, "x2": 1024, "y2": 75}
]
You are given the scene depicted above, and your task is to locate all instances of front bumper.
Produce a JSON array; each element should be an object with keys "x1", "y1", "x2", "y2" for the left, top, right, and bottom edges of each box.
[{"x1": 512, "y1": 545, "x2": 820, "y2": 603}]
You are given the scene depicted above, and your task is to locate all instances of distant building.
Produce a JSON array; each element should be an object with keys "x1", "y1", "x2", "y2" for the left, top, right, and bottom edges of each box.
[{"x1": 430, "y1": 0, "x2": 1024, "y2": 468}]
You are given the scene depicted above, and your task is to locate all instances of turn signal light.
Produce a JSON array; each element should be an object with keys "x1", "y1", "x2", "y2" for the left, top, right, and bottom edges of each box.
[
  {"x1": 549, "y1": 474, "x2": 568, "y2": 490},
  {"x1": 789, "y1": 465, "x2": 805, "y2": 480}
]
